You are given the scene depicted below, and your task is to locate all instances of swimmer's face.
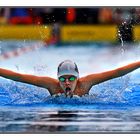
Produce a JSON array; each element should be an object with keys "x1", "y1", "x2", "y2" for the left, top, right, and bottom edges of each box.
[{"x1": 58, "y1": 75, "x2": 78, "y2": 93}]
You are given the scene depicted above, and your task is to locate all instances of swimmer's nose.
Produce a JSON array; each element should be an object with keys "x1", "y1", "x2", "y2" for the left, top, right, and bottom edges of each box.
[{"x1": 65, "y1": 79, "x2": 70, "y2": 85}]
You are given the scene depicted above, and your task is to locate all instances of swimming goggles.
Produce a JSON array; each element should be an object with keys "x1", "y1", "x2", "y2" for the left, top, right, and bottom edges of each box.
[{"x1": 59, "y1": 76, "x2": 76, "y2": 82}]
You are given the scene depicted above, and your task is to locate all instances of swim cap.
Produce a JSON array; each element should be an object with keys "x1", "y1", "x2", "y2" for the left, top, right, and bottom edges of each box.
[{"x1": 57, "y1": 60, "x2": 79, "y2": 78}]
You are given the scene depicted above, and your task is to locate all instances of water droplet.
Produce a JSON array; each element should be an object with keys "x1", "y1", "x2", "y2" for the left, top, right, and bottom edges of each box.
[
  {"x1": 120, "y1": 37, "x2": 124, "y2": 47},
  {"x1": 121, "y1": 47, "x2": 125, "y2": 54}
]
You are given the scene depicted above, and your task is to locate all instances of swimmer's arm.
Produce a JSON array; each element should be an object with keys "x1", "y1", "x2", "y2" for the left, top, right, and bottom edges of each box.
[
  {"x1": 84, "y1": 61, "x2": 140, "y2": 86},
  {"x1": 0, "y1": 68, "x2": 58, "y2": 89}
]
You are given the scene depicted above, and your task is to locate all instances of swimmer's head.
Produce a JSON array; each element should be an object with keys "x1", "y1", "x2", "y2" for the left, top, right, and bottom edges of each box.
[
  {"x1": 57, "y1": 60, "x2": 79, "y2": 78},
  {"x1": 57, "y1": 60, "x2": 79, "y2": 93}
]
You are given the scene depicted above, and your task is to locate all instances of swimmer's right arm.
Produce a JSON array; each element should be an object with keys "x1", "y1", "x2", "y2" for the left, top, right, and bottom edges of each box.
[
  {"x1": 82, "y1": 61, "x2": 140, "y2": 88},
  {"x1": 0, "y1": 68, "x2": 58, "y2": 90}
]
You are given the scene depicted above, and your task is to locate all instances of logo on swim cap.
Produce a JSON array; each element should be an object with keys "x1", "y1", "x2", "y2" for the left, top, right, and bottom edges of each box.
[{"x1": 57, "y1": 60, "x2": 79, "y2": 78}]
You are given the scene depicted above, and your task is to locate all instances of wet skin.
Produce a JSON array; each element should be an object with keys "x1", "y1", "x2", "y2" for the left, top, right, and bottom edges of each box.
[{"x1": 0, "y1": 61, "x2": 140, "y2": 97}]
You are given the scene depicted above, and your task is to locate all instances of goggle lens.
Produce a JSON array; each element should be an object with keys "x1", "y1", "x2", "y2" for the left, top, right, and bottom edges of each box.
[
  {"x1": 59, "y1": 77, "x2": 65, "y2": 82},
  {"x1": 59, "y1": 76, "x2": 76, "y2": 82},
  {"x1": 69, "y1": 76, "x2": 76, "y2": 81}
]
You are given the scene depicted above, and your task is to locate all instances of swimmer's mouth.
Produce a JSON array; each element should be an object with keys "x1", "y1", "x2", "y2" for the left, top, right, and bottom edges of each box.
[
  {"x1": 65, "y1": 87, "x2": 73, "y2": 97},
  {"x1": 66, "y1": 87, "x2": 71, "y2": 92}
]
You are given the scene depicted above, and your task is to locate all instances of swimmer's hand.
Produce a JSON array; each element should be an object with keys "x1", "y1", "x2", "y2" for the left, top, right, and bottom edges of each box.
[
  {"x1": 52, "y1": 89, "x2": 80, "y2": 98},
  {"x1": 52, "y1": 93, "x2": 61, "y2": 97},
  {"x1": 72, "y1": 95, "x2": 80, "y2": 98}
]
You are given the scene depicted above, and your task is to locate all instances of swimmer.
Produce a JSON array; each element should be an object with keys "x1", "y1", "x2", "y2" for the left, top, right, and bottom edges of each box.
[{"x1": 0, "y1": 60, "x2": 140, "y2": 97}]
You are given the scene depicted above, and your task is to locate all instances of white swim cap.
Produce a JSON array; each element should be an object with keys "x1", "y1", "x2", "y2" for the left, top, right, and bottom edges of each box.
[{"x1": 57, "y1": 60, "x2": 79, "y2": 78}]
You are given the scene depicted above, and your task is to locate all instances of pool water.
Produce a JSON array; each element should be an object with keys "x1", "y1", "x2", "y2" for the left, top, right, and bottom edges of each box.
[{"x1": 0, "y1": 41, "x2": 140, "y2": 133}]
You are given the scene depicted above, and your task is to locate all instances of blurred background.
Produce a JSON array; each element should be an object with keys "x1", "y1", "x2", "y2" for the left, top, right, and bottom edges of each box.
[
  {"x1": 0, "y1": 7, "x2": 140, "y2": 77},
  {"x1": 0, "y1": 7, "x2": 140, "y2": 45},
  {"x1": 0, "y1": 7, "x2": 140, "y2": 75}
]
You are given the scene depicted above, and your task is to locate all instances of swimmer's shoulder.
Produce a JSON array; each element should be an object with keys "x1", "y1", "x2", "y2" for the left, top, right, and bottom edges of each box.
[
  {"x1": 78, "y1": 75, "x2": 93, "y2": 85},
  {"x1": 77, "y1": 76, "x2": 95, "y2": 95},
  {"x1": 39, "y1": 76, "x2": 62, "y2": 95}
]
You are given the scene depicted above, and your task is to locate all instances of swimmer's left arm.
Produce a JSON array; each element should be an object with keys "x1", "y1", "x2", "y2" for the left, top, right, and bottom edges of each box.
[
  {"x1": 83, "y1": 61, "x2": 140, "y2": 87},
  {"x1": 0, "y1": 68, "x2": 58, "y2": 90}
]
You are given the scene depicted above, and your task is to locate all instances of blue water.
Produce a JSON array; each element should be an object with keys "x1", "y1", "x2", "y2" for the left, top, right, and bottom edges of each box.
[{"x1": 0, "y1": 41, "x2": 140, "y2": 133}]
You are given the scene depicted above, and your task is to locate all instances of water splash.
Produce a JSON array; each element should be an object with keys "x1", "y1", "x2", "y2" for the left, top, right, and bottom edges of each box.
[
  {"x1": 118, "y1": 29, "x2": 124, "y2": 47},
  {"x1": 0, "y1": 73, "x2": 137, "y2": 107}
]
